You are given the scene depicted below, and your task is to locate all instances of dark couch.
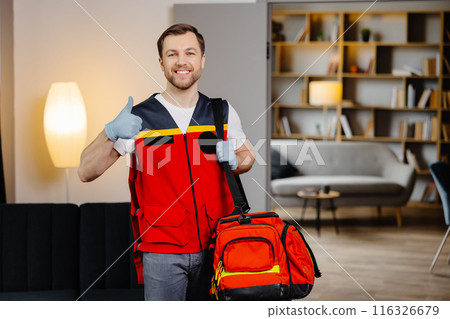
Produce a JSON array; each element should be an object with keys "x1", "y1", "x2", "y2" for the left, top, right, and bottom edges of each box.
[{"x1": 0, "y1": 203, "x2": 144, "y2": 301}]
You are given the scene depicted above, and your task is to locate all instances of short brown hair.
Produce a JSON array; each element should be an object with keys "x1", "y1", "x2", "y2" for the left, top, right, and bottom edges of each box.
[{"x1": 157, "y1": 24, "x2": 205, "y2": 58}]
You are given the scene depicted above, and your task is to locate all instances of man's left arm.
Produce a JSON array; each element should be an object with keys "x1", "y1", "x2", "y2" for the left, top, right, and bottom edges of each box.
[{"x1": 234, "y1": 139, "x2": 255, "y2": 174}]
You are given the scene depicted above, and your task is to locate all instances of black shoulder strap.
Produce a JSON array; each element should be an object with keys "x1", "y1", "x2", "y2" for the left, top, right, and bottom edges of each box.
[{"x1": 211, "y1": 98, "x2": 250, "y2": 215}]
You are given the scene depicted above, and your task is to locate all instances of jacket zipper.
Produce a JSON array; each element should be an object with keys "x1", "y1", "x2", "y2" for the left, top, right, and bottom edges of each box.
[{"x1": 183, "y1": 133, "x2": 203, "y2": 250}]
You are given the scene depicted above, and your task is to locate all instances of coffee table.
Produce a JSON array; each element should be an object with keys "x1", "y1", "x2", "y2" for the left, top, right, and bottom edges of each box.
[{"x1": 297, "y1": 190, "x2": 340, "y2": 235}]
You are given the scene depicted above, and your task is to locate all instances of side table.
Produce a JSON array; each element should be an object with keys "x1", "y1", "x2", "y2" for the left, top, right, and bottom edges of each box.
[{"x1": 297, "y1": 190, "x2": 340, "y2": 236}]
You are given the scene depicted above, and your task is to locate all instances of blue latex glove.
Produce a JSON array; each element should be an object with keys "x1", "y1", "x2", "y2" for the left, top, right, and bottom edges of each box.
[
  {"x1": 105, "y1": 96, "x2": 142, "y2": 142},
  {"x1": 216, "y1": 140, "x2": 238, "y2": 170}
]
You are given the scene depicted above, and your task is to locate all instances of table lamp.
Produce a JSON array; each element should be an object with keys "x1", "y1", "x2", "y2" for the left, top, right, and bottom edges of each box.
[
  {"x1": 44, "y1": 82, "x2": 87, "y2": 202},
  {"x1": 309, "y1": 81, "x2": 343, "y2": 138}
]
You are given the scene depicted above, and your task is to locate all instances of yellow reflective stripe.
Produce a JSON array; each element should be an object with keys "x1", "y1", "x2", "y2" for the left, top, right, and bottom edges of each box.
[
  {"x1": 136, "y1": 128, "x2": 182, "y2": 139},
  {"x1": 186, "y1": 124, "x2": 228, "y2": 133},
  {"x1": 220, "y1": 265, "x2": 280, "y2": 279}
]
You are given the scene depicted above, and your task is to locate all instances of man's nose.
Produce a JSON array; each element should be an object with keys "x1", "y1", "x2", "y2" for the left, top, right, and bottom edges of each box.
[{"x1": 176, "y1": 55, "x2": 187, "y2": 66}]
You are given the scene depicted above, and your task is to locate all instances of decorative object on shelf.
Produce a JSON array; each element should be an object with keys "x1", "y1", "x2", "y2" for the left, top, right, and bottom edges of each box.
[
  {"x1": 349, "y1": 65, "x2": 359, "y2": 73},
  {"x1": 309, "y1": 81, "x2": 343, "y2": 138},
  {"x1": 407, "y1": 84, "x2": 416, "y2": 109},
  {"x1": 44, "y1": 81, "x2": 87, "y2": 202},
  {"x1": 317, "y1": 31, "x2": 324, "y2": 41},
  {"x1": 361, "y1": 28, "x2": 371, "y2": 42},
  {"x1": 272, "y1": 20, "x2": 285, "y2": 42}
]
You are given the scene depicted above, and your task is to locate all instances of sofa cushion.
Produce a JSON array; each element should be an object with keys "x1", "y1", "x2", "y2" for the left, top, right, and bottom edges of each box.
[
  {"x1": 271, "y1": 175, "x2": 404, "y2": 196},
  {"x1": 79, "y1": 203, "x2": 142, "y2": 301},
  {"x1": 0, "y1": 204, "x2": 80, "y2": 294},
  {"x1": 271, "y1": 148, "x2": 298, "y2": 180}
]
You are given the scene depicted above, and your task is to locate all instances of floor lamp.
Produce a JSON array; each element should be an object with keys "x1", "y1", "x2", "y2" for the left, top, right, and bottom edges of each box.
[
  {"x1": 44, "y1": 82, "x2": 87, "y2": 203},
  {"x1": 308, "y1": 81, "x2": 343, "y2": 139}
]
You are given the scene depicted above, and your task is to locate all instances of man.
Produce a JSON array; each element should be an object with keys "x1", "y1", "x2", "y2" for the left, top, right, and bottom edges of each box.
[{"x1": 78, "y1": 24, "x2": 255, "y2": 301}]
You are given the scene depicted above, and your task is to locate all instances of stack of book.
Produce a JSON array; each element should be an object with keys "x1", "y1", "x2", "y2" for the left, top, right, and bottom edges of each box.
[{"x1": 398, "y1": 117, "x2": 439, "y2": 141}]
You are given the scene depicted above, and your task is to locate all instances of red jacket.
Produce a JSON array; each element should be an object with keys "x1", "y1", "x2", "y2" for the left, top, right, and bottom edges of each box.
[{"x1": 128, "y1": 93, "x2": 235, "y2": 284}]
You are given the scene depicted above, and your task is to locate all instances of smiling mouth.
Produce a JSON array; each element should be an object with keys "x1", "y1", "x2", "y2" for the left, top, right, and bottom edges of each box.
[{"x1": 175, "y1": 70, "x2": 191, "y2": 75}]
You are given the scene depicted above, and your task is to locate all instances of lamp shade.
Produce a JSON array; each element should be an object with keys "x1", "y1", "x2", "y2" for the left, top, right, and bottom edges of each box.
[
  {"x1": 309, "y1": 81, "x2": 343, "y2": 106},
  {"x1": 44, "y1": 82, "x2": 87, "y2": 168}
]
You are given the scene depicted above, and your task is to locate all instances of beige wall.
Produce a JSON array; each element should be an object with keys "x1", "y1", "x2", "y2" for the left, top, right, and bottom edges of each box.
[
  {"x1": 1, "y1": 0, "x2": 14, "y2": 203},
  {"x1": 13, "y1": 0, "x2": 255, "y2": 204}
]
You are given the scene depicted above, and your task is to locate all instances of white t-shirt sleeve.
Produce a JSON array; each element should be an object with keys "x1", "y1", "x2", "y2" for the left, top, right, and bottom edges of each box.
[
  {"x1": 114, "y1": 138, "x2": 136, "y2": 156},
  {"x1": 227, "y1": 102, "x2": 247, "y2": 150}
]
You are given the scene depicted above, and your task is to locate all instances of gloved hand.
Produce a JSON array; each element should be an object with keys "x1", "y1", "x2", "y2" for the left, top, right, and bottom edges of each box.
[
  {"x1": 216, "y1": 140, "x2": 238, "y2": 170},
  {"x1": 105, "y1": 96, "x2": 143, "y2": 142}
]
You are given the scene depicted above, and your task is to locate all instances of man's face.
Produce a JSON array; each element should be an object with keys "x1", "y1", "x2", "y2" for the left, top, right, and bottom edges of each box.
[{"x1": 159, "y1": 32, "x2": 205, "y2": 90}]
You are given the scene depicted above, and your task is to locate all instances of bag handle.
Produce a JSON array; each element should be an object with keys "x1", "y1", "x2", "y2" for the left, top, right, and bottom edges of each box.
[{"x1": 210, "y1": 98, "x2": 250, "y2": 219}]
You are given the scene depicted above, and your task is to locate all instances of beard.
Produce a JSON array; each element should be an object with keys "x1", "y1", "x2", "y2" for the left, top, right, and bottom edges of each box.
[{"x1": 165, "y1": 67, "x2": 202, "y2": 90}]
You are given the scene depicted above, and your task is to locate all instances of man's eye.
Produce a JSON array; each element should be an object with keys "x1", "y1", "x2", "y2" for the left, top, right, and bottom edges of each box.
[
  {"x1": 187, "y1": 52, "x2": 195, "y2": 56},
  {"x1": 168, "y1": 53, "x2": 175, "y2": 57}
]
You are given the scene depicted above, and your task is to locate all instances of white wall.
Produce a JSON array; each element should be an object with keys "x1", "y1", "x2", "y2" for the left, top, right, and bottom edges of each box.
[
  {"x1": 13, "y1": 0, "x2": 255, "y2": 204},
  {"x1": 12, "y1": 0, "x2": 450, "y2": 204}
]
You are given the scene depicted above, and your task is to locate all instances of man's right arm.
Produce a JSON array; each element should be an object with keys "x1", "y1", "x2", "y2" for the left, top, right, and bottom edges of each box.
[
  {"x1": 78, "y1": 96, "x2": 142, "y2": 182},
  {"x1": 78, "y1": 129, "x2": 121, "y2": 182}
]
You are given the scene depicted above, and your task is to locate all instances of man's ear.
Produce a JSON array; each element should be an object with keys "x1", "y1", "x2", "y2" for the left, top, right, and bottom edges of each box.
[
  {"x1": 159, "y1": 57, "x2": 164, "y2": 71},
  {"x1": 201, "y1": 54, "x2": 206, "y2": 69}
]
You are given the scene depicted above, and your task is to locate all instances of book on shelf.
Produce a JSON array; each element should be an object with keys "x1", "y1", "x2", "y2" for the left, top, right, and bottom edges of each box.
[
  {"x1": 364, "y1": 120, "x2": 374, "y2": 138},
  {"x1": 446, "y1": 28, "x2": 450, "y2": 41},
  {"x1": 326, "y1": 53, "x2": 339, "y2": 74},
  {"x1": 294, "y1": 25, "x2": 308, "y2": 42},
  {"x1": 422, "y1": 57, "x2": 436, "y2": 76},
  {"x1": 428, "y1": 90, "x2": 438, "y2": 109},
  {"x1": 403, "y1": 64, "x2": 422, "y2": 76},
  {"x1": 398, "y1": 120, "x2": 415, "y2": 139},
  {"x1": 364, "y1": 58, "x2": 374, "y2": 74},
  {"x1": 300, "y1": 87, "x2": 307, "y2": 105},
  {"x1": 330, "y1": 22, "x2": 339, "y2": 42},
  {"x1": 327, "y1": 116, "x2": 338, "y2": 138},
  {"x1": 390, "y1": 87, "x2": 405, "y2": 108},
  {"x1": 398, "y1": 120, "x2": 407, "y2": 139},
  {"x1": 397, "y1": 88, "x2": 405, "y2": 108},
  {"x1": 277, "y1": 118, "x2": 286, "y2": 135},
  {"x1": 436, "y1": 52, "x2": 440, "y2": 76},
  {"x1": 417, "y1": 88, "x2": 432, "y2": 109},
  {"x1": 340, "y1": 114, "x2": 352, "y2": 138},
  {"x1": 443, "y1": 56, "x2": 450, "y2": 74},
  {"x1": 420, "y1": 182, "x2": 436, "y2": 203},
  {"x1": 405, "y1": 149, "x2": 420, "y2": 171},
  {"x1": 442, "y1": 123, "x2": 450, "y2": 142},
  {"x1": 407, "y1": 84, "x2": 415, "y2": 109},
  {"x1": 443, "y1": 91, "x2": 449, "y2": 110},
  {"x1": 414, "y1": 121, "x2": 423, "y2": 140},
  {"x1": 281, "y1": 116, "x2": 292, "y2": 136},
  {"x1": 430, "y1": 116, "x2": 439, "y2": 141},
  {"x1": 392, "y1": 69, "x2": 411, "y2": 76}
]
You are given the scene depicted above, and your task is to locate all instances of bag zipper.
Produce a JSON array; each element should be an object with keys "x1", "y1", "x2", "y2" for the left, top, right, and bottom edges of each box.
[
  {"x1": 219, "y1": 212, "x2": 279, "y2": 224},
  {"x1": 221, "y1": 236, "x2": 275, "y2": 262}
]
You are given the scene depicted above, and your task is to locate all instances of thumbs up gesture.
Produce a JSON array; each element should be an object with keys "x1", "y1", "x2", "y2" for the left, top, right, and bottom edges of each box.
[{"x1": 105, "y1": 96, "x2": 143, "y2": 142}]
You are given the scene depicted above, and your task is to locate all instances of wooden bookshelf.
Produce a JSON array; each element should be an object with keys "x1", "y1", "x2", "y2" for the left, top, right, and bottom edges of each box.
[{"x1": 271, "y1": 9, "x2": 450, "y2": 202}]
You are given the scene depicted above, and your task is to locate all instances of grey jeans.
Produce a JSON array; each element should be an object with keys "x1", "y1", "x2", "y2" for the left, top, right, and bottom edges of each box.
[{"x1": 142, "y1": 250, "x2": 213, "y2": 301}]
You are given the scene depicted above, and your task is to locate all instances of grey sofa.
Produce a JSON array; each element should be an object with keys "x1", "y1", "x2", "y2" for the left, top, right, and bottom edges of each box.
[{"x1": 270, "y1": 140, "x2": 416, "y2": 227}]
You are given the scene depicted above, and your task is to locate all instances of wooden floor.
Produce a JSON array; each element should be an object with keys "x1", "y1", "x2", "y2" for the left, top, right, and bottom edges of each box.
[{"x1": 275, "y1": 205, "x2": 450, "y2": 301}]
